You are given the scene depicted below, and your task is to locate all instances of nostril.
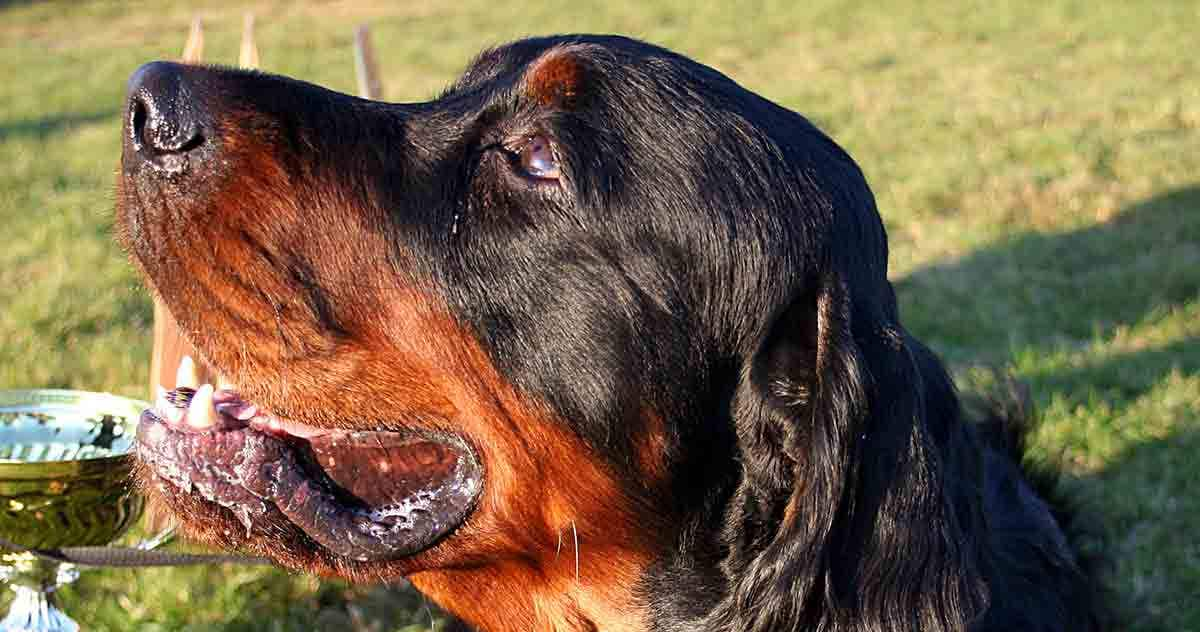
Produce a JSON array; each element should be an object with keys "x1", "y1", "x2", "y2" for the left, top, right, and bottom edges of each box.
[
  {"x1": 175, "y1": 127, "x2": 205, "y2": 153},
  {"x1": 147, "y1": 119, "x2": 205, "y2": 155},
  {"x1": 130, "y1": 97, "x2": 149, "y2": 151},
  {"x1": 172, "y1": 126, "x2": 205, "y2": 153}
]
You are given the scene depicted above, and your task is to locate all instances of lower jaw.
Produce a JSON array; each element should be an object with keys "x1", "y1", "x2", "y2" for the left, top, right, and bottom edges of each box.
[{"x1": 136, "y1": 391, "x2": 483, "y2": 562}]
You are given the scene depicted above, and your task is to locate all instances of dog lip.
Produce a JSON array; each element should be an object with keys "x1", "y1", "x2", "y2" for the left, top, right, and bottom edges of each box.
[
  {"x1": 136, "y1": 391, "x2": 483, "y2": 561},
  {"x1": 157, "y1": 386, "x2": 334, "y2": 438},
  {"x1": 250, "y1": 414, "x2": 335, "y2": 439}
]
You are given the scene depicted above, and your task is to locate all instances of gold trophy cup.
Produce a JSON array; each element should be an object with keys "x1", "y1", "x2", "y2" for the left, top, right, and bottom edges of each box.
[{"x1": 0, "y1": 390, "x2": 150, "y2": 632}]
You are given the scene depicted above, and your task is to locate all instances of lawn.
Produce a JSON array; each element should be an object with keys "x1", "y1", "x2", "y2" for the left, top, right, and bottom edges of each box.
[{"x1": 1, "y1": 1, "x2": 1196, "y2": 629}]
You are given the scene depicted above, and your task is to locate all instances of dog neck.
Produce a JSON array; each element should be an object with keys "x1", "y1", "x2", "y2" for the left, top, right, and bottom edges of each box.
[{"x1": 410, "y1": 544, "x2": 651, "y2": 632}]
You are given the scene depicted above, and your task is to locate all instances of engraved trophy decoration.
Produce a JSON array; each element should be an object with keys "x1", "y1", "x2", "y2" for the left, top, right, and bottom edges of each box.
[{"x1": 0, "y1": 390, "x2": 156, "y2": 632}]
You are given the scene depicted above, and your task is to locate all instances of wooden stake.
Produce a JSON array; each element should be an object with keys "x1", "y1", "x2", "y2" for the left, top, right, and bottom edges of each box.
[
  {"x1": 239, "y1": 12, "x2": 260, "y2": 69},
  {"x1": 354, "y1": 24, "x2": 382, "y2": 100},
  {"x1": 181, "y1": 16, "x2": 204, "y2": 64},
  {"x1": 149, "y1": 302, "x2": 210, "y2": 394}
]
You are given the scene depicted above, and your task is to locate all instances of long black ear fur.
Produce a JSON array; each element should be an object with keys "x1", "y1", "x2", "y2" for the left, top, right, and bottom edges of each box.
[{"x1": 708, "y1": 269, "x2": 991, "y2": 632}]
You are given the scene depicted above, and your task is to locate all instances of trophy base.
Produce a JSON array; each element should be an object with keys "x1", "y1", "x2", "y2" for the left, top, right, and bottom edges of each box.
[
  {"x1": 0, "y1": 586, "x2": 79, "y2": 632},
  {"x1": 0, "y1": 554, "x2": 79, "y2": 632}
]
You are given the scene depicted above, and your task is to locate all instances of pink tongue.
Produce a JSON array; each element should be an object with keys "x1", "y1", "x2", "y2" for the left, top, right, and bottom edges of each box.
[{"x1": 305, "y1": 432, "x2": 462, "y2": 507}]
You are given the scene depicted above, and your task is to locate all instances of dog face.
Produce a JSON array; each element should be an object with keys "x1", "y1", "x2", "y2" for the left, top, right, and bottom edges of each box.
[
  {"x1": 119, "y1": 35, "x2": 1096, "y2": 632},
  {"x1": 124, "y1": 36, "x2": 787, "y2": 624},
  {"x1": 115, "y1": 33, "x2": 897, "y2": 628}
]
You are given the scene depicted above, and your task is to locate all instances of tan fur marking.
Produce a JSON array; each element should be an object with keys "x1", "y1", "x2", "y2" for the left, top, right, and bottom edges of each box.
[{"x1": 525, "y1": 48, "x2": 589, "y2": 108}]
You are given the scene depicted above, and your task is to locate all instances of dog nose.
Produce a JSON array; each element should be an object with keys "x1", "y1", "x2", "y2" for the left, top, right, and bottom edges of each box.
[{"x1": 125, "y1": 62, "x2": 207, "y2": 173}]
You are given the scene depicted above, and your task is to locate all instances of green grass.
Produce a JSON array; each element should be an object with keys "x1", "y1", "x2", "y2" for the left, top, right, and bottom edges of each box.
[{"x1": 1, "y1": 0, "x2": 1197, "y2": 629}]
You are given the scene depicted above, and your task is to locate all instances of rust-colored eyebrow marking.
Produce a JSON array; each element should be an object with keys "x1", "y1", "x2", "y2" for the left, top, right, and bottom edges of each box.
[{"x1": 524, "y1": 47, "x2": 591, "y2": 108}]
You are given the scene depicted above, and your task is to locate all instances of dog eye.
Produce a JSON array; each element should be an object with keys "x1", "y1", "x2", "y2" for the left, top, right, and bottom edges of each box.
[{"x1": 517, "y1": 135, "x2": 560, "y2": 180}]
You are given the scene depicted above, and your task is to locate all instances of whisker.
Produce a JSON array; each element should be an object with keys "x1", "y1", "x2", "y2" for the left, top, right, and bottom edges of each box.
[{"x1": 571, "y1": 519, "x2": 579, "y2": 584}]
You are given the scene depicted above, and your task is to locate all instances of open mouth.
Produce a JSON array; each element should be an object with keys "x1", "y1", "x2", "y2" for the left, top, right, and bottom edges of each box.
[{"x1": 136, "y1": 358, "x2": 483, "y2": 562}]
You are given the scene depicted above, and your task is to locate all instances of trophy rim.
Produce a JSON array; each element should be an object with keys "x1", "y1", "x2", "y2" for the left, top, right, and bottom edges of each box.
[{"x1": 0, "y1": 389, "x2": 147, "y2": 479}]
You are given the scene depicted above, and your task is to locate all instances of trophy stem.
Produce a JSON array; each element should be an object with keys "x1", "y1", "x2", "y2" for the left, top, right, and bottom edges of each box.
[
  {"x1": 1, "y1": 584, "x2": 78, "y2": 632},
  {"x1": 0, "y1": 556, "x2": 79, "y2": 632}
]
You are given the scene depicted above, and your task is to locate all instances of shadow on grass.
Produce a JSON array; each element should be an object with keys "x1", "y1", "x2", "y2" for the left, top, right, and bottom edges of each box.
[
  {"x1": 1059, "y1": 423, "x2": 1200, "y2": 632},
  {"x1": 219, "y1": 579, "x2": 446, "y2": 631},
  {"x1": 1043, "y1": 336, "x2": 1199, "y2": 632},
  {"x1": 1028, "y1": 336, "x2": 1200, "y2": 409},
  {"x1": 900, "y1": 187, "x2": 1200, "y2": 631},
  {"x1": 896, "y1": 186, "x2": 1200, "y2": 362},
  {"x1": 0, "y1": 110, "x2": 117, "y2": 142}
]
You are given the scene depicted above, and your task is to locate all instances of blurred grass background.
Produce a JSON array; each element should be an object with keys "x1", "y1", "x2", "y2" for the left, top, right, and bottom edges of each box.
[{"x1": 1, "y1": 1, "x2": 1197, "y2": 629}]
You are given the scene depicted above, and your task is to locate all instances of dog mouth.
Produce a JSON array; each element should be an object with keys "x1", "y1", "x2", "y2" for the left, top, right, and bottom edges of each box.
[{"x1": 136, "y1": 358, "x2": 483, "y2": 562}]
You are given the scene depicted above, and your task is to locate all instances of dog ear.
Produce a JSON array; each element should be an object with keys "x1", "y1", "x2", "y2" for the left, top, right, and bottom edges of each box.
[{"x1": 713, "y1": 269, "x2": 990, "y2": 631}]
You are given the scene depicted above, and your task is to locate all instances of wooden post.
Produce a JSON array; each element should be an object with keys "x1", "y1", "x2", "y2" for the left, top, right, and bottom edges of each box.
[
  {"x1": 181, "y1": 16, "x2": 203, "y2": 63},
  {"x1": 149, "y1": 302, "x2": 208, "y2": 394},
  {"x1": 239, "y1": 13, "x2": 259, "y2": 69},
  {"x1": 354, "y1": 24, "x2": 382, "y2": 100}
]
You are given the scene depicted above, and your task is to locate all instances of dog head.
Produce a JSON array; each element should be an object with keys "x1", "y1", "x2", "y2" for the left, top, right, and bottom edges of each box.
[{"x1": 118, "y1": 35, "x2": 987, "y2": 631}]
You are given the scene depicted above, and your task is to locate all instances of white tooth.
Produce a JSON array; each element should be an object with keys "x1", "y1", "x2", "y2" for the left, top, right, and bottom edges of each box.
[
  {"x1": 187, "y1": 383, "x2": 216, "y2": 429},
  {"x1": 176, "y1": 356, "x2": 200, "y2": 389},
  {"x1": 216, "y1": 372, "x2": 236, "y2": 391}
]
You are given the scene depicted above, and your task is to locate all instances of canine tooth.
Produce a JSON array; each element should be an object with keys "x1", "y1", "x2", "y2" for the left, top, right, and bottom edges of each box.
[
  {"x1": 187, "y1": 383, "x2": 216, "y2": 429},
  {"x1": 176, "y1": 356, "x2": 200, "y2": 389}
]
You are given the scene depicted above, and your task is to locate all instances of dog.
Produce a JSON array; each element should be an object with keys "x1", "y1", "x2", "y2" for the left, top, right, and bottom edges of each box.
[{"x1": 117, "y1": 35, "x2": 1104, "y2": 631}]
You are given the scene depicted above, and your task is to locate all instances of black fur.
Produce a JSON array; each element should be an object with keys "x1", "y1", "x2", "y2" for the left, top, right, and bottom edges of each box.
[{"x1": 428, "y1": 36, "x2": 1104, "y2": 631}]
